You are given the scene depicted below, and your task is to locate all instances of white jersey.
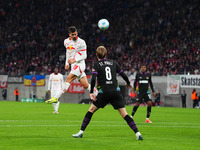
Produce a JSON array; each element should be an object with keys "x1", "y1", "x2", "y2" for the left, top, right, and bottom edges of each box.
[
  {"x1": 64, "y1": 37, "x2": 87, "y2": 67},
  {"x1": 48, "y1": 73, "x2": 64, "y2": 92}
]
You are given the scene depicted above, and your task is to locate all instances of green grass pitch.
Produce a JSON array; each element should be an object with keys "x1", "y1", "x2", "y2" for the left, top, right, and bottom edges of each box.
[{"x1": 0, "y1": 101, "x2": 199, "y2": 150}]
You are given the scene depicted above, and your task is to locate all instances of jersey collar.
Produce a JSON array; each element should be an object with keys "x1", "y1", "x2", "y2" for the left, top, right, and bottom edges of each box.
[
  {"x1": 99, "y1": 59, "x2": 107, "y2": 61},
  {"x1": 140, "y1": 72, "x2": 147, "y2": 75}
]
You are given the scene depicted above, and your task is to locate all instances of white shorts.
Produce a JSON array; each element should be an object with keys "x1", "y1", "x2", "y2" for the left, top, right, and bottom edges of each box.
[
  {"x1": 70, "y1": 63, "x2": 86, "y2": 80},
  {"x1": 51, "y1": 90, "x2": 60, "y2": 97}
]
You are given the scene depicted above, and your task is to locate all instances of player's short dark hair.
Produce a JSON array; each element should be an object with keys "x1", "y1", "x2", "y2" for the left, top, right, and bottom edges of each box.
[
  {"x1": 96, "y1": 46, "x2": 107, "y2": 59},
  {"x1": 68, "y1": 26, "x2": 77, "y2": 33},
  {"x1": 141, "y1": 64, "x2": 147, "y2": 67}
]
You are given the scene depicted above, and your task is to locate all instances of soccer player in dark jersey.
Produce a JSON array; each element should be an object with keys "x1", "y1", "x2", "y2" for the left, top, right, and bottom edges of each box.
[
  {"x1": 131, "y1": 64, "x2": 155, "y2": 123},
  {"x1": 72, "y1": 46, "x2": 143, "y2": 140}
]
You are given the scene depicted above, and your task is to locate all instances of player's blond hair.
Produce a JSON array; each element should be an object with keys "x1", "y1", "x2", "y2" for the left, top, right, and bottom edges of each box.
[{"x1": 96, "y1": 46, "x2": 107, "y2": 59}]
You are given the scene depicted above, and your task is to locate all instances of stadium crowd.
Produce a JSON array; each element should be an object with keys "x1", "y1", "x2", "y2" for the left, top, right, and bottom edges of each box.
[{"x1": 0, "y1": 0, "x2": 199, "y2": 76}]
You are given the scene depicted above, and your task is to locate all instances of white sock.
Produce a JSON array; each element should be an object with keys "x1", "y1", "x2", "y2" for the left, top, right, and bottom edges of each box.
[
  {"x1": 52, "y1": 103, "x2": 56, "y2": 111},
  {"x1": 136, "y1": 132, "x2": 141, "y2": 136},
  {"x1": 78, "y1": 130, "x2": 84, "y2": 134},
  {"x1": 55, "y1": 101, "x2": 60, "y2": 112},
  {"x1": 55, "y1": 82, "x2": 70, "y2": 99}
]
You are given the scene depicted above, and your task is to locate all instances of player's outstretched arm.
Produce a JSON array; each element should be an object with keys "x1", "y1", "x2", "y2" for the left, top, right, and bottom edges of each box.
[
  {"x1": 119, "y1": 72, "x2": 131, "y2": 87},
  {"x1": 89, "y1": 73, "x2": 97, "y2": 101},
  {"x1": 65, "y1": 49, "x2": 70, "y2": 69},
  {"x1": 116, "y1": 61, "x2": 130, "y2": 87}
]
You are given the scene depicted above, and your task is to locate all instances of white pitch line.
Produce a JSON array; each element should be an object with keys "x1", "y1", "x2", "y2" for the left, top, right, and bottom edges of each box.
[
  {"x1": 0, "y1": 124, "x2": 200, "y2": 128},
  {"x1": 0, "y1": 120, "x2": 200, "y2": 125}
]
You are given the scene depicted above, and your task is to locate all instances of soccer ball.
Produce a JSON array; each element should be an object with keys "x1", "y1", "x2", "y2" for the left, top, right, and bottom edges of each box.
[{"x1": 98, "y1": 19, "x2": 109, "y2": 30}]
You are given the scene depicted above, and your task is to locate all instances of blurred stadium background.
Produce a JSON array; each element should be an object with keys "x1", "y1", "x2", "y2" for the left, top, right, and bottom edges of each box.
[{"x1": 0, "y1": 0, "x2": 200, "y2": 108}]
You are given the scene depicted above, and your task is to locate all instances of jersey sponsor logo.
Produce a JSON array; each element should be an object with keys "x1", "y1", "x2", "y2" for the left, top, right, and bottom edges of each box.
[
  {"x1": 139, "y1": 80, "x2": 148, "y2": 83},
  {"x1": 54, "y1": 79, "x2": 58, "y2": 81},
  {"x1": 66, "y1": 45, "x2": 75, "y2": 51},
  {"x1": 106, "y1": 81, "x2": 113, "y2": 84}
]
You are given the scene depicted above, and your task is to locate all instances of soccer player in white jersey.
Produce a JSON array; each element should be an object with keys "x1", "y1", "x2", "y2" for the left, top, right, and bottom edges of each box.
[
  {"x1": 45, "y1": 26, "x2": 97, "y2": 104},
  {"x1": 48, "y1": 67, "x2": 64, "y2": 114}
]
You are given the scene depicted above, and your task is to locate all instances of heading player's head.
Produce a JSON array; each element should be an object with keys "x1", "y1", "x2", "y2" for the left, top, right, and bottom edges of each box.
[
  {"x1": 68, "y1": 26, "x2": 78, "y2": 41},
  {"x1": 54, "y1": 67, "x2": 59, "y2": 74},
  {"x1": 140, "y1": 64, "x2": 147, "y2": 73},
  {"x1": 96, "y1": 46, "x2": 107, "y2": 59}
]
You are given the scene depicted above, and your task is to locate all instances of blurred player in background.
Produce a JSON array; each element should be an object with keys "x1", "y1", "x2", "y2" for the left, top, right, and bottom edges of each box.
[
  {"x1": 181, "y1": 90, "x2": 187, "y2": 108},
  {"x1": 155, "y1": 90, "x2": 161, "y2": 107},
  {"x1": 48, "y1": 67, "x2": 64, "y2": 114},
  {"x1": 131, "y1": 64, "x2": 155, "y2": 123},
  {"x1": 2, "y1": 88, "x2": 7, "y2": 100},
  {"x1": 46, "y1": 26, "x2": 97, "y2": 104},
  {"x1": 72, "y1": 46, "x2": 143, "y2": 140}
]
